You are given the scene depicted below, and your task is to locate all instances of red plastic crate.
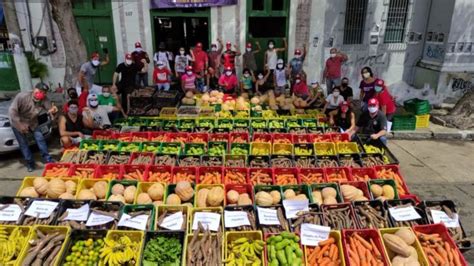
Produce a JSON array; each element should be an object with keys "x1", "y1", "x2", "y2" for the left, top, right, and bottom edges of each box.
[
  {"x1": 330, "y1": 133, "x2": 350, "y2": 143},
  {"x1": 230, "y1": 132, "x2": 249, "y2": 143},
  {"x1": 146, "y1": 165, "x2": 172, "y2": 183},
  {"x1": 326, "y1": 167, "x2": 352, "y2": 183},
  {"x1": 166, "y1": 132, "x2": 188, "y2": 144},
  {"x1": 248, "y1": 168, "x2": 274, "y2": 185},
  {"x1": 339, "y1": 181, "x2": 372, "y2": 202},
  {"x1": 42, "y1": 163, "x2": 71, "y2": 177},
  {"x1": 342, "y1": 228, "x2": 390, "y2": 266},
  {"x1": 113, "y1": 132, "x2": 132, "y2": 142},
  {"x1": 252, "y1": 133, "x2": 272, "y2": 143},
  {"x1": 350, "y1": 167, "x2": 377, "y2": 182},
  {"x1": 128, "y1": 152, "x2": 155, "y2": 165},
  {"x1": 298, "y1": 168, "x2": 326, "y2": 184},
  {"x1": 92, "y1": 130, "x2": 115, "y2": 140},
  {"x1": 413, "y1": 224, "x2": 468, "y2": 266},
  {"x1": 121, "y1": 164, "x2": 147, "y2": 181},
  {"x1": 197, "y1": 166, "x2": 224, "y2": 184},
  {"x1": 225, "y1": 183, "x2": 254, "y2": 205},
  {"x1": 293, "y1": 134, "x2": 314, "y2": 144},
  {"x1": 172, "y1": 166, "x2": 198, "y2": 183},
  {"x1": 94, "y1": 164, "x2": 123, "y2": 180},
  {"x1": 312, "y1": 133, "x2": 333, "y2": 143},
  {"x1": 149, "y1": 131, "x2": 168, "y2": 142},
  {"x1": 224, "y1": 167, "x2": 249, "y2": 184},
  {"x1": 187, "y1": 133, "x2": 209, "y2": 143},
  {"x1": 131, "y1": 132, "x2": 150, "y2": 142},
  {"x1": 68, "y1": 164, "x2": 97, "y2": 179},
  {"x1": 374, "y1": 165, "x2": 410, "y2": 195},
  {"x1": 272, "y1": 133, "x2": 293, "y2": 144},
  {"x1": 274, "y1": 167, "x2": 299, "y2": 185},
  {"x1": 209, "y1": 132, "x2": 230, "y2": 143}
]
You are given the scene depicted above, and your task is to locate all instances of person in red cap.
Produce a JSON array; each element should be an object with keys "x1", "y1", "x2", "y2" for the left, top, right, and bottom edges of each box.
[
  {"x1": 181, "y1": 65, "x2": 198, "y2": 93},
  {"x1": 190, "y1": 42, "x2": 208, "y2": 75},
  {"x1": 220, "y1": 41, "x2": 241, "y2": 70},
  {"x1": 374, "y1": 79, "x2": 396, "y2": 122},
  {"x1": 153, "y1": 42, "x2": 173, "y2": 71},
  {"x1": 77, "y1": 50, "x2": 109, "y2": 109},
  {"x1": 289, "y1": 43, "x2": 307, "y2": 82},
  {"x1": 329, "y1": 101, "x2": 356, "y2": 132},
  {"x1": 348, "y1": 98, "x2": 388, "y2": 144},
  {"x1": 112, "y1": 53, "x2": 140, "y2": 113},
  {"x1": 291, "y1": 74, "x2": 309, "y2": 99},
  {"x1": 218, "y1": 66, "x2": 238, "y2": 94},
  {"x1": 242, "y1": 41, "x2": 261, "y2": 72},
  {"x1": 323, "y1": 47, "x2": 348, "y2": 92},
  {"x1": 131, "y1": 41, "x2": 151, "y2": 87},
  {"x1": 153, "y1": 60, "x2": 172, "y2": 92},
  {"x1": 208, "y1": 38, "x2": 223, "y2": 70}
]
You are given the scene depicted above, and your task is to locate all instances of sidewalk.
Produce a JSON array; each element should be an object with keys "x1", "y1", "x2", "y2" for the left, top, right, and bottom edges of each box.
[{"x1": 388, "y1": 122, "x2": 474, "y2": 140}]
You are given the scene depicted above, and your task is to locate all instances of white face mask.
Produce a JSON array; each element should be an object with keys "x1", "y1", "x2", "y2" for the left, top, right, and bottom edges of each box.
[
  {"x1": 295, "y1": 79, "x2": 301, "y2": 84},
  {"x1": 295, "y1": 55, "x2": 301, "y2": 59},
  {"x1": 244, "y1": 73, "x2": 250, "y2": 78},
  {"x1": 180, "y1": 50, "x2": 185, "y2": 55},
  {"x1": 333, "y1": 91, "x2": 340, "y2": 97},
  {"x1": 246, "y1": 48, "x2": 252, "y2": 52},
  {"x1": 277, "y1": 63, "x2": 284, "y2": 69},
  {"x1": 89, "y1": 100, "x2": 99, "y2": 108},
  {"x1": 362, "y1": 72, "x2": 371, "y2": 79},
  {"x1": 330, "y1": 53, "x2": 336, "y2": 58},
  {"x1": 186, "y1": 71, "x2": 193, "y2": 75},
  {"x1": 91, "y1": 60, "x2": 100, "y2": 66},
  {"x1": 368, "y1": 106, "x2": 378, "y2": 113},
  {"x1": 225, "y1": 71, "x2": 232, "y2": 76},
  {"x1": 258, "y1": 75, "x2": 264, "y2": 80},
  {"x1": 125, "y1": 59, "x2": 132, "y2": 65},
  {"x1": 102, "y1": 92, "x2": 110, "y2": 97},
  {"x1": 211, "y1": 47, "x2": 217, "y2": 52},
  {"x1": 268, "y1": 44, "x2": 274, "y2": 49},
  {"x1": 158, "y1": 65, "x2": 164, "y2": 69},
  {"x1": 135, "y1": 48, "x2": 143, "y2": 52}
]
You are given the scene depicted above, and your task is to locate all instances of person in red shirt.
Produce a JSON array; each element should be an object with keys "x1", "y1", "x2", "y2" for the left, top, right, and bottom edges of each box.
[
  {"x1": 153, "y1": 61, "x2": 172, "y2": 91},
  {"x1": 220, "y1": 41, "x2": 241, "y2": 70},
  {"x1": 292, "y1": 74, "x2": 309, "y2": 99},
  {"x1": 374, "y1": 79, "x2": 396, "y2": 121},
  {"x1": 218, "y1": 66, "x2": 238, "y2": 94},
  {"x1": 131, "y1": 41, "x2": 151, "y2": 87},
  {"x1": 191, "y1": 42, "x2": 208, "y2": 75},
  {"x1": 323, "y1": 47, "x2": 348, "y2": 93},
  {"x1": 181, "y1": 65, "x2": 198, "y2": 93}
]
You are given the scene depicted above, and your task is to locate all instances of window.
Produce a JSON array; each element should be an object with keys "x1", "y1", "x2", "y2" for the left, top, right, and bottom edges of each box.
[
  {"x1": 252, "y1": 0, "x2": 264, "y2": 11},
  {"x1": 248, "y1": 17, "x2": 287, "y2": 38},
  {"x1": 343, "y1": 0, "x2": 369, "y2": 45},
  {"x1": 384, "y1": 0, "x2": 409, "y2": 43},
  {"x1": 272, "y1": 0, "x2": 284, "y2": 10}
]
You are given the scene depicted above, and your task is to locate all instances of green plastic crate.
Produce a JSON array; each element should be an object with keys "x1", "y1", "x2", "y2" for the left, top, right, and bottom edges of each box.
[
  {"x1": 403, "y1": 98, "x2": 431, "y2": 115},
  {"x1": 392, "y1": 115, "x2": 416, "y2": 131}
]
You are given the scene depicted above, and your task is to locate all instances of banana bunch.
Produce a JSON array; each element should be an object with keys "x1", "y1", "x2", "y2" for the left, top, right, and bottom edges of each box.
[
  {"x1": 100, "y1": 235, "x2": 139, "y2": 266},
  {"x1": 0, "y1": 227, "x2": 27, "y2": 263},
  {"x1": 225, "y1": 237, "x2": 265, "y2": 266},
  {"x1": 363, "y1": 144, "x2": 383, "y2": 154}
]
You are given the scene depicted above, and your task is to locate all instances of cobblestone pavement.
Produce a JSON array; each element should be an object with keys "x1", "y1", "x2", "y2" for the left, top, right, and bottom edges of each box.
[{"x1": 0, "y1": 138, "x2": 472, "y2": 261}]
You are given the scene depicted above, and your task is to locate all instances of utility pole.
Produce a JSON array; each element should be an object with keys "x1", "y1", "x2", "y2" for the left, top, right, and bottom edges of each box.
[{"x1": 3, "y1": 0, "x2": 32, "y2": 92}]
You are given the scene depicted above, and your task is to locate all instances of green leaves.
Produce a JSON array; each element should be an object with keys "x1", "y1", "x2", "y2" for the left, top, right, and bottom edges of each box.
[{"x1": 143, "y1": 235, "x2": 182, "y2": 266}]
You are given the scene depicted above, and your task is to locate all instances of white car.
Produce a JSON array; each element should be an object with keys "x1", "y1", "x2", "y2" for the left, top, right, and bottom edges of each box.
[{"x1": 0, "y1": 99, "x2": 53, "y2": 153}]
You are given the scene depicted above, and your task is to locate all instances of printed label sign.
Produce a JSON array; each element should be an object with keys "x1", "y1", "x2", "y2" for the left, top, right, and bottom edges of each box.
[
  {"x1": 389, "y1": 206, "x2": 421, "y2": 221},
  {"x1": 118, "y1": 213, "x2": 149, "y2": 231},
  {"x1": 257, "y1": 207, "x2": 280, "y2": 225},
  {"x1": 64, "y1": 204, "x2": 90, "y2": 222},
  {"x1": 192, "y1": 212, "x2": 221, "y2": 231},
  {"x1": 24, "y1": 200, "x2": 58, "y2": 219},
  {"x1": 431, "y1": 210, "x2": 460, "y2": 228},
  {"x1": 160, "y1": 211, "x2": 184, "y2": 230},
  {"x1": 224, "y1": 211, "x2": 250, "y2": 228},
  {"x1": 0, "y1": 204, "x2": 22, "y2": 222},
  {"x1": 300, "y1": 223, "x2": 331, "y2": 246},
  {"x1": 86, "y1": 211, "x2": 115, "y2": 227},
  {"x1": 283, "y1": 199, "x2": 309, "y2": 219}
]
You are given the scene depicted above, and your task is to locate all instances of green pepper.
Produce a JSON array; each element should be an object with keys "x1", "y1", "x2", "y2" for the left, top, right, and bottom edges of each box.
[
  {"x1": 285, "y1": 245, "x2": 294, "y2": 265},
  {"x1": 276, "y1": 250, "x2": 287, "y2": 265}
]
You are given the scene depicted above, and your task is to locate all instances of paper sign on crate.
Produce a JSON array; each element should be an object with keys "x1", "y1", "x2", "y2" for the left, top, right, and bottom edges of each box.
[
  {"x1": 160, "y1": 211, "x2": 184, "y2": 230},
  {"x1": 283, "y1": 199, "x2": 309, "y2": 219},
  {"x1": 64, "y1": 204, "x2": 90, "y2": 222},
  {"x1": 192, "y1": 212, "x2": 221, "y2": 231},
  {"x1": 430, "y1": 209, "x2": 460, "y2": 228},
  {"x1": 300, "y1": 223, "x2": 331, "y2": 246},
  {"x1": 118, "y1": 213, "x2": 149, "y2": 231},
  {"x1": 257, "y1": 207, "x2": 280, "y2": 225},
  {"x1": 224, "y1": 210, "x2": 251, "y2": 228},
  {"x1": 86, "y1": 211, "x2": 115, "y2": 226},
  {"x1": 0, "y1": 204, "x2": 22, "y2": 222},
  {"x1": 24, "y1": 200, "x2": 58, "y2": 219},
  {"x1": 389, "y1": 206, "x2": 421, "y2": 221}
]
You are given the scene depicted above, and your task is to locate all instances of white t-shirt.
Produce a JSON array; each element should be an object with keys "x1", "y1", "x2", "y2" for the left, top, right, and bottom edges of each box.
[
  {"x1": 153, "y1": 51, "x2": 172, "y2": 69},
  {"x1": 266, "y1": 50, "x2": 277, "y2": 70},
  {"x1": 83, "y1": 105, "x2": 114, "y2": 128},
  {"x1": 275, "y1": 69, "x2": 287, "y2": 87},
  {"x1": 326, "y1": 94, "x2": 345, "y2": 109}
]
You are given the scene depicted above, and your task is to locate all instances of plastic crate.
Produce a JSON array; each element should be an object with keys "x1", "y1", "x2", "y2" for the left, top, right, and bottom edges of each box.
[
  {"x1": 100, "y1": 140, "x2": 120, "y2": 151},
  {"x1": 416, "y1": 114, "x2": 430, "y2": 128},
  {"x1": 129, "y1": 152, "x2": 155, "y2": 165},
  {"x1": 322, "y1": 203, "x2": 358, "y2": 229},
  {"x1": 272, "y1": 133, "x2": 293, "y2": 144},
  {"x1": 325, "y1": 167, "x2": 352, "y2": 183},
  {"x1": 105, "y1": 230, "x2": 144, "y2": 262},
  {"x1": 141, "y1": 141, "x2": 161, "y2": 153},
  {"x1": 312, "y1": 133, "x2": 332, "y2": 143},
  {"x1": 149, "y1": 132, "x2": 168, "y2": 142},
  {"x1": 68, "y1": 164, "x2": 97, "y2": 179},
  {"x1": 350, "y1": 167, "x2": 377, "y2": 182},
  {"x1": 135, "y1": 182, "x2": 167, "y2": 204},
  {"x1": 42, "y1": 163, "x2": 72, "y2": 177},
  {"x1": 223, "y1": 167, "x2": 248, "y2": 184},
  {"x1": 249, "y1": 168, "x2": 274, "y2": 185},
  {"x1": 339, "y1": 181, "x2": 372, "y2": 202},
  {"x1": 184, "y1": 143, "x2": 206, "y2": 156},
  {"x1": 194, "y1": 184, "x2": 225, "y2": 207},
  {"x1": 304, "y1": 230, "x2": 345, "y2": 265},
  {"x1": 105, "y1": 179, "x2": 138, "y2": 202},
  {"x1": 314, "y1": 142, "x2": 336, "y2": 156},
  {"x1": 229, "y1": 132, "x2": 249, "y2": 143},
  {"x1": 189, "y1": 207, "x2": 224, "y2": 233},
  {"x1": 253, "y1": 185, "x2": 282, "y2": 206},
  {"x1": 79, "y1": 139, "x2": 101, "y2": 151},
  {"x1": 298, "y1": 168, "x2": 326, "y2": 184},
  {"x1": 76, "y1": 178, "x2": 109, "y2": 200},
  {"x1": 118, "y1": 141, "x2": 142, "y2": 152},
  {"x1": 172, "y1": 166, "x2": 198, "y2": 183},
  {"x1": 252, "y1": 133, "x2": 273, "y2": 143},
  {"x1": 392, "y1": 114, "x2": 416, "y2": 131},
  {"x1": 224, "y1": 154, "x2": 247, "y2": 168},
  {"x1": 379, "y1": 227, "x2": 429, "y2": 265},
  {"x1": 131, "y1": 132, "x2": 150, "y2": 142},
  {"x1": 210, "y1": 132, "x2": 231, "y2": 143},
  {"x1": 336, "y1": 142, "x2": 360, "y2": 154},
  {"x1": 160, "y1": 142, "x2": 182, "y2": 155},
  {"x1": 274, "y1": 168, "x2": 299, "y2": 185},
  {"x1": 146, "y1": 165, "x2": 172, "y2": 183},
  {"x1": 342, "y1": 229, "x2": 390, "y2": 265},
  {"x1": 367, "y1": 179, "x2": 399, "y2": 200},
  {"x1": 122, "y1": 164, "x2": 147, "y2": 181},
  {"x1": 403, "y1": 98, "x2": 431, "y2": 115},
  {"x1": 250, "y1": 142, "x2": 271, "y2": 155},
  {"x1": 374, "y1": 165, "x2": 410, "y2": 196},
  {"x1": 155, "y1": 205, "x2": 190, "y2": 231},
  {"x1": 225, "y1": 231, "x2": 263, "y2": 261},
  {"x1": 293, "y1": 134, "x2": 313, "y2": 144},
  {"x1": 224, "y1": 184, "x2": 254, "y2": 205},
  {"x1": 119, "y1": 204, "x2": 155, "y2": 231}
]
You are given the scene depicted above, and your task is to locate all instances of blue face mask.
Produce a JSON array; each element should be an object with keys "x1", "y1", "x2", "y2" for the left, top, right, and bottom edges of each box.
[{"x1": 375, "y1": 86, "x2": 383, "y2": 92}]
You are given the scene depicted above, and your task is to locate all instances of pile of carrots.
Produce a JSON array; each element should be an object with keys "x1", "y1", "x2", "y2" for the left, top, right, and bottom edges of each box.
[
  {"x1": 72, "y1": 168, "x2": 95, "y2": 178},
  {"x1": 300, "y1": 171, "x2": 324, "y2": 183},
  {"x1": 150, "y1": 135, "x2": 167, "y2": 142},
  {"x1": 230, "y1": 136, "x2": 246, "y2": 143},
  {"x1": 102, "y1": 172, "x2": 119, "y2": 180},
  {"x1": 189, "y1": 136, "x2": 206, "y2": 143},
  {"x1": 117, "y1": 135, "x2": 132, "y2": 142},
  {"x1": 351, "y1": 173, "x2": 371, "y2": 182},
  {"x1": 416, "y1": 231, "x2": 463, "y2": 266},
  {"x1": 275, "y1": 173, "x2": 298, "y2": 185},
  {"x1": 346, "y1": 232, "x2": 386, "y2": 266},
  {"x1": 174, "y1": 172, "x2": 195, "y2": 183},
  {"x1": 123, "y1": 169, "x2": 145, "y2": 181},
  {"x1": 327, "y1": 169, "x2": 349, "y2": 183},
  {"x1": 224, "y1": 169, "x2": 246, "y2": 184},
  {"x1": 132, "y1": 136, "x2": 148, "y2": 142},
  {"x1": 253, "y1": 137, "x2": 270, "y2": 143},
  {"x1": 250, "y1": 170, "x2": 272, "y2": 185},
  {"x1": 148, "y1": 171, "x2": 172, "y2": 183},
  {"x1": 199, "y1": 171, "x2": 222, "y2": 184},
  {"x1": 376, "y1": 168, "x2": 407, "y2": 195},
  {"x1": 306, "y1": 237, "x2": 341, "y2": 265},
  {"x1": 44, "y1": 166, "x2": 69, "y2": 177},
  {"x1": 274, "y1": 138, "x2": 292, "y2": 144}
]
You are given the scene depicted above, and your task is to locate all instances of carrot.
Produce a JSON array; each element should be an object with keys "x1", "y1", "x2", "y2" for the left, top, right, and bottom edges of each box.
[
  {"x1": 329, "y1": 244, "x2": 338, "y2": 261},
  {"x1": 250, "y1": 170, "x2": 272, "y2": 185},
  {"x1": 224, "y1": 170, "x2": 246, "y2": 184},
  {"x1": 318, "y1": 237, "x2": 335, "y2": 247},
  {"x1": 369, "y1": 238, "x2": 382, "y2": 260},
  {"x1": 175, "y1": 172, "x2": 194, "y2": 183},
  {"x1": 300, "y1": 172, "x2": 324, "y2": 183},
  {"x1": 275, "y1": 174, "x2": 297, "y2": 185},
  {"x1": 199, "y1": 171, "x2": 221, "y2": 184},
  {"x1": 354, "y1": 233, "x2": 373, "y2": 251},
  {"x1": 307, "y1": 246, "x2": 320, "y2": 264},
  {"x1": 317, "y1": 243, "x2": 331, "y2": 259},
  {"x1": 348, "y1": 246, "x2": 360, "y2": 266}
]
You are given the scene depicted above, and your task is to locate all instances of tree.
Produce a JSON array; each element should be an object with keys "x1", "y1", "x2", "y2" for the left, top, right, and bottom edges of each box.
[{"x1": 48, "y1": 0, "x2": 87, "y2": 88}]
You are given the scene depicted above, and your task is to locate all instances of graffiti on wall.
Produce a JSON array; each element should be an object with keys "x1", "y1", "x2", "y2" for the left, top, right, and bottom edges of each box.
[
  {"x1": 451, "y1": 77, "x2": 473, "y2": 94},
  {"x1": 424, "y1": 43, "x2": 445, "y2": 62},
  {"x1": 345, "y1": 53, "x2": 386, "y2": 67}
]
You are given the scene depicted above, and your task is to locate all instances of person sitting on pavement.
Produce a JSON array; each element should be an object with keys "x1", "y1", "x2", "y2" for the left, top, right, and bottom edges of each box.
[
  {"x1": 340, "y1": 77, "x2": 353, "y2": 102},
  {"x1": 8, "y1": 82, "x2": 58, "y2": 172},
  {"x1": 292, "y1": 74, "x2": 309, "y2": 100},
  {"x1": 62, "y1": 88, "x2": 82, "y2": 113},
  {"x1": 347, "y1": 98, "x2": 388, "y2": 144},
  {"x1": 306, "y1": 81, "x2": 326, "y2": 108},
  {"x1": 181, "y1": 65, "x2": 198, "y2": 94},
  {"x1": 59, "y1": 100, "x2": 93, "y2": 148},
  {"x1": 322, "y1": 86, "x2": 345, "y2": 115},
  {"x1": 82, "y1": 94, "x2": 121, "y2": 130},
  {"x1": 218, "y1": 66, "x2": 238, "y2": 94},
  {"x1": 153, "y1": 60, "x2": 172, "y2": 92},
  {"x1": 329, "y1": 101, "x2": 356, "y2": 132}
]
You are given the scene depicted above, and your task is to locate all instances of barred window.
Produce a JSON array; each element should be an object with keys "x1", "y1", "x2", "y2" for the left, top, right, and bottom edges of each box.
[
  {"x1": 384, "y1": 0, "x2": 409, "y2": 43},
  {"x1": 343, "y1": 0, "x2": 369, "y2": 45}
]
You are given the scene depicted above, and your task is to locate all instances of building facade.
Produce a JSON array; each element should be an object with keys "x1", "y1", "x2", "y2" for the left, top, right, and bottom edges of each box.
[{"x1": 4, "y1": 0, "x2": 474, "y2": 102}]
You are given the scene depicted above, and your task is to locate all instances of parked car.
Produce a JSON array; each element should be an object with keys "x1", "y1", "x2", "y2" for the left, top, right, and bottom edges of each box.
[{"x1": 0, "y1": 98, "x2": 53, "y2": 153}]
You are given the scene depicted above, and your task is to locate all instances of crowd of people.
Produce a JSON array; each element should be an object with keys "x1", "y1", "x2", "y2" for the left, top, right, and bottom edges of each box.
[{"x1": 8, "y1": 39, "x2": 396, "y2": 171}]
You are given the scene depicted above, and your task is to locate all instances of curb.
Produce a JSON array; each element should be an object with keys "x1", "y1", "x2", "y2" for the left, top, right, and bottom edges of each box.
[{"x1": 388, "y1": 130, "x2": 474, "y2": 140}]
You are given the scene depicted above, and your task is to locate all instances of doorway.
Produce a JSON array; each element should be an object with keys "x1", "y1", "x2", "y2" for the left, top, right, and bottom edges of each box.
[{"x1": 246, "y1": 0, "x2": 289, "y2": 72}]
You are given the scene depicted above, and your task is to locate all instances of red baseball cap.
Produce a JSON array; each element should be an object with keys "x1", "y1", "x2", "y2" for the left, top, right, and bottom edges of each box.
[
  {"x1": 295, "y1": 74, "x2": 301, "y2": 79},
  {"x1": 226, "y1": 42, "x2": 232, "y2": 47},
  {"x1": 295, "y1": 49, "x2": 302, "y2": 55},
  {"x1": 368, "y1": 98, "x2": 379, "y2": 107},
  {"x1": 196, "y1": 42, "x2": 203, "y2": 48},
  {"x1": 125, "y1": 53, "x2": 132, "y2": 60},
  {"x1": 225, "y1": 66, "x2": 232, "y2": 71},
  {"x1": 246, "y1": 43, "x2": 252, "y2": 48},
  {"x1": 90, "y1": 52, "x2": 99, "y2": 59},
  {"x1": 185, "y1": 65, "x2": 193, "y2": 71},
  {"x1": 135, "y1": 42, "x2": 142, "y2": 48},
  {"x1": 375, "y1": 79, "x2": 385, "y2": 86},
  {"x1": 340, "y1": 101, "x2": 349, "y2": 112}
]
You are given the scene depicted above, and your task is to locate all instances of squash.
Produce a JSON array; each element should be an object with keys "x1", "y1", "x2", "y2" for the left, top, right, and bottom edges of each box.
[
  {"x1": 210, "y1": 90, "x2": 219, "y2": 97},
  {"x1": 255, "y1": 191, "x2": 274, "y2": 206},
  {"x1": 136, "y1": 192, "x2": 152, "y2": 204},
  {"x1": 226, "y1": 190, "x2": 239, "y2": 204},
  {"x1": 47, "y1": 178, "x2": 66, "y2": 198},
  {"x1": 148, "y1": 183, "x2": 164, "y2": 201},
  {"x1": 108, "y1": 194, "x2": 126, "y2": 203},
  {"x1": 124, "y1": 186, "x2": 137, "y2": 203},
  {"x1": 383, "y1": 234, "x2": 411, "y2": 257},
  {"x1": 382, "y1": 185, "x2": 395, "y2": 199},
  {"x1": 175, "y1": 181, "x2": 194, "y2": 202},
  {"x1": 185, "y1": 91, "x2": 194, "y2": 98},
  {"x1": 65, "y1": 180, "x2": 77, "y2": 194},
  {"x1": 323, "y1": 197, "x2": 338, "y2": 205},
  {"x1": 197, "y1": 188, "x2": 210, "y2": 207},
  {"x1": 201, "y1": 93, "x2": 210, "y2": 102},
  {"x1": 58, "y1": 192, "x2": 75, "y2": 200},
  {"x1": 19, "y1": 187, "x2": 39, "y2": 198},
  {"x1": 340, "y1": 184, "x2": 363, "y2": 201},
  {"x1": 250, "y1": 97, "x2": 260, "y2": 105},
  {"x1": 312, "y1": 191, "x2": 323, "y2": 204},
  {"x1": 111, "y1": 183, "x2": 125, "y2": 195},
  {"x1": 33, "y1": 177, "x2": 49, "y2": 195},
  {"x1": 207, "y1": 186, "x2": 224, "y2": 207},
  {"x1": 370, "y1": 184, "x2": 383, "y2": 197},
  {"x1": 92, "y1": 181, "x2": 108, "y2": 199},
  {"x1": 237, "y1": 194, "x2": 252, "y2": 205},
  {"x1": 321, "y1": 187, "x2": 337, "y2": 199},
  {"x1": 395, "y1": 228, "x2": 416, "y2": 245},
  {"x1": 270, "y1": 190, "x2": 281, "y2": 204},
  {"x1": 293, "y1": 194, "x2": 308, "y2": 201},
  {"x1": 283, "y1": 189, "x2": 296, "y2": 199},
  {"x1": 166, "y1": 193, "x2": 182, "y2": 205},
  {"x1": 77, "y1": 189, "x2": 97, "y2": 200}
]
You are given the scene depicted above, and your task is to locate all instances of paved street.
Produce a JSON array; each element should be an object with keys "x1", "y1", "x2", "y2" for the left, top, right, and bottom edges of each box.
[{"x1": 0, "y1": 138, "x2": 472, "y2": 261}]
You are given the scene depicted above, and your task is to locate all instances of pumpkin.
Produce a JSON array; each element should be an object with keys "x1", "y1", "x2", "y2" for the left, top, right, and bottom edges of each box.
[
  {"x1": 395, "y1": 228, "x2": 416, "y2": 245},
  {"x1": 201, "y1": 93, "x2": 210, "y2": 101},
  {"x1": 270, "y1": 190, "x2": 281, "y2": 204},
  {"x1": 77, "y1": 189, "x2": 97, "y2": 200},
  {"x1": 33, "y1": 177, "x2": 49, "y2": 195},
  {"x1": 185, "y1": 91, "x2": 194, "y2": 98},
  {"x1": 92, "y1": 181, "x2": 108, "y2": 199},
  {"x1": 210, "y1": 90, "x2": 219, "y2": 97},
  {"x1": 237, "y1": 194, "x2": 253, "y2": 205},
  {"x1": 197, "y1": 188, "x2": 210, "y2": 207},
  {"x1": 65, "y1": 180, "x2": 77, "y2": 194},
  {"x1": 111, "y1": 183, "x2": 125, "y2": 195},
  {"x1": 136, "y1": 193, "x2": 152, "y2": 204},
  {"x1": 124, "y1": 186, "x2": 137, "y2": 203},
  {"x1": 166, "y1": 194, "x2": 182, "y2": 205},
  {"x1": 323, "y1": 197, "x2": 338, "y2": 205},
  {"x1": 382, "y1": 185, "x2": 395, "y2": 199},
  {"x1": 108, "y1": 194, "x2": 126, "y2": 204},
  {"x1": 255, "y1": 191, "x2": 274, "y2": 206},
  {"x1": 175, "y1": 181, "x2": 194, "y2": 202},
  {"x1": 58, "y1": 192, "x2": 75, "y2": 200},
  {"x1": 293, "y1": 194, "x2": 308, "y2": 201},
  {"x1": 250, "y1": 97, "x2": 260, "y2": 105},
  {"x1": 370, "y1": 184, "x2": 383, "y2": 197},
  {"x1": 283, "y1": 189, "x2": 296, "y2": 199},
  {"x1": 226, "y1": 190, "x2": 239, "y2": 204},
  {"x1": 148, "y1": 183, "x2": 164, "y2": 201},
  {"x1": 19, "y1": 187, "x2": 39, "y2": 198},
  {"x1": 207, "y1": 186, "x2": 224, "y2": 207},
  {"x1": 321, "y1": 187, "x2": 337, "y2": 199},
  {"x1": 47, "y1": 178, "x2": 66, "y2": 198}
]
